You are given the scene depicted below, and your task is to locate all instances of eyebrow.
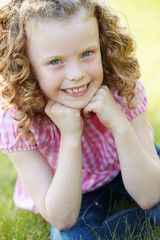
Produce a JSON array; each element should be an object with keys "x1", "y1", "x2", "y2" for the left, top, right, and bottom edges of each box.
[
  {"x1": 43, "y1": 55, "x2": 65, "y2": 63},
  {"x1": 43, "y1": 43, "x2": 100, "y2": 63}
]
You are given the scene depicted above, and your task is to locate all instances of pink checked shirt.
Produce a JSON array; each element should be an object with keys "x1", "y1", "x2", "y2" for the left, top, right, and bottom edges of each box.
[{"x1": 0, "y1": 80, "x2": 150, "y2": 213}]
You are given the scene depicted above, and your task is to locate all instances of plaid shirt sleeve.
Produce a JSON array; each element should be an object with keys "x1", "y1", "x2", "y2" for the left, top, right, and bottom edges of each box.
[{"x1": 112, "y1": 79, "x2": 148, "y2": 121}]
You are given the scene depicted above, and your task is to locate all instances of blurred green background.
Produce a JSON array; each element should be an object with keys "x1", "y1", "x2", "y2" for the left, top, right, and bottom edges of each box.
[
  {"x1": 111, "y1": 0, "x2": 160, "y2": 145},
  {"x1": 0, "y1": 0, "x2": 160, "y2": 238}
]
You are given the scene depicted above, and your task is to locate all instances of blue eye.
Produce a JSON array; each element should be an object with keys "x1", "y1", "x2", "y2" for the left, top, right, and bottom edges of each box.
[
  {"x1": 82, "y1": 51, "x2": 92, "y2": 57},
  {"x1": 50, "y1": 60, "x2": 60, "y2": 65}
]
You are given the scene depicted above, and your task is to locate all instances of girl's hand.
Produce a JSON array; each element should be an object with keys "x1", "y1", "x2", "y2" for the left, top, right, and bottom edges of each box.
[
  {"x1": 45, "y1": 100, "x2": 83, "y2": 137},
  {"x1": 83, "y1": 85, "x2": 126, "y2": 131}
]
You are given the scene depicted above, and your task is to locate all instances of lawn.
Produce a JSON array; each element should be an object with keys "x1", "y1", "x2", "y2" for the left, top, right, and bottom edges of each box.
[
  {"x1": 0, "y1": 0, "x2": 160, "y2": 239},
  {"x1": 112, "y1": 0, "x2": 160, "y2": 145},
  {"x1": 0, "y1": 151, "x2": 50, "y2": 240}
]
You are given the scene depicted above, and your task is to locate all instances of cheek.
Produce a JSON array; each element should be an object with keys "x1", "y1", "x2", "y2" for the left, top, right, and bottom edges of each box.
[
  {"x1": 87, "y1": 60, "x2": 103, "y2": 85},
  {"x1": 38, "y1": 72, "x2": 62, "y2": 94}
]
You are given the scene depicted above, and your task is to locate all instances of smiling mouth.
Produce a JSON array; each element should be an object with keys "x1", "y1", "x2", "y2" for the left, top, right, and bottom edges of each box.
[{"x1": 63, "y1": 84, "x2": 88, "y2": 93}]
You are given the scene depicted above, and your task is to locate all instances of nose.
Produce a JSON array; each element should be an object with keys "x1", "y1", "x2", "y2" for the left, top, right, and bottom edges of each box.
[{"x1": 66, "y1": 62, "x2": 85, "y2": 81}]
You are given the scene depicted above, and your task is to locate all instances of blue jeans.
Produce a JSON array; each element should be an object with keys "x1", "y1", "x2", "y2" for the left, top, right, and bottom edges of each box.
[{"x1": 50, "y1": 144, "x2": 160, "y2": 240}]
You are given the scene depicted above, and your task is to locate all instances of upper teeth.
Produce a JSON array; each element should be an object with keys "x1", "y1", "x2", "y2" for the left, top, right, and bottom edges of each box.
[{"x1": 65, "y1": 84, "x2": 87, "y2": 93}]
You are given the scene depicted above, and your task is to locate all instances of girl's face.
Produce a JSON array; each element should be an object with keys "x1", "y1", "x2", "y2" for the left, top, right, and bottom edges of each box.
[{"x1": 26, "y1": 10, "x2": 103, "y2": 109}]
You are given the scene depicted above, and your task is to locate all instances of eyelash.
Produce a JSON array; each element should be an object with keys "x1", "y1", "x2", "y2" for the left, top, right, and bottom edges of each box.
[
  {"x1": 50, "y1": 59, "x2": 61, "y2": 65},
  {"x1": 49, "y1": 51, "x2": 94, "y2": 65},
  {"x1": 82, "y1": 51, "x2": 93, "y2": 58}
]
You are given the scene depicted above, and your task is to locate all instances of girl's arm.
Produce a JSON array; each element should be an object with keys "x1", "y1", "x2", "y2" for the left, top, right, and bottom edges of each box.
[
  {"x1": 8, "y1": 102, "x2": 83, "y2": 230},
  {"x1": 83, "y1": 85, "x2": 160, "y2": 209},
  {"x1": 112, "y1": 111, "x2": 160, "y2": 209}
]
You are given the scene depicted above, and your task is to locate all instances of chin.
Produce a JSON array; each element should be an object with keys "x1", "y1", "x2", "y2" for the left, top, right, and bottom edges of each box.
[
  {"x1": 67, "y1": 99, "x2": 91, "y2": 109},
  {"x1": 66, "y1": 104, "x2": 86, "y2": 110}
]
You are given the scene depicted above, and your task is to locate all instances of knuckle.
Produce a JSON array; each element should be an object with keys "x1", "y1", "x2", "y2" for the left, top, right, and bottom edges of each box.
[
  {"x1": 101, "y1": 85, "x2": 108, "y2": 90},
  {"x1": 96, "y1": 101, "x2": 103, "y2": 109},
  {"x1": 45, "y1": 105, "x2": 51, "y2": 115}
]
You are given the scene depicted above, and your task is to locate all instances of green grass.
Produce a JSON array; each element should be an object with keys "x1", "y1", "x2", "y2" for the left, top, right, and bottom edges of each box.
[
  {"x1": 0, "y1": 151, "x2": 50, "y2": 240},
  {"x1": 0, "y1": 0, "x2": 160, "y2": 239},
  {"x1": 1, "y1": 150, "x2": 160, "y2": 240},
  {"x1": 1, "y1": 150, "x2": 160, "y2": 239}
]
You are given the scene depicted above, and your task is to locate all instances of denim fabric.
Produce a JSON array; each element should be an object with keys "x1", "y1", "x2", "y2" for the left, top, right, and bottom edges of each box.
[
  {"x1": 145, "y1": 144, "x2": 160, "y2": 226},
  {"x1": 50, "y1": 144, "x2": 160, "y2": 240}
]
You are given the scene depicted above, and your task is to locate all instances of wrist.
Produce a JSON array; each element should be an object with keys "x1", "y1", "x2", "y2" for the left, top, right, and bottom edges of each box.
[
  {"x1": 111, "y1": 116, "x2": 130, "y2": 136},
  {"x1": 61, "y1": 133, "x2": 82, "y2": 146}
]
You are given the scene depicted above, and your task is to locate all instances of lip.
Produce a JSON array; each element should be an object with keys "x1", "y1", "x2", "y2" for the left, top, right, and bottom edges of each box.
[{"x1": 62, "y1": 83, "x2": 90, "y2": 97}]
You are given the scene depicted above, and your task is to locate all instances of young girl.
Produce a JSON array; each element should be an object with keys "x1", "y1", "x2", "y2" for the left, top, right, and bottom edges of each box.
[{"x1": 0, "y1": 0, "x2": 160, "y2": 239}]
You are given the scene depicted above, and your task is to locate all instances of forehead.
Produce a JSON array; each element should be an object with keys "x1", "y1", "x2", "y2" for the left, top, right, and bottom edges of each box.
[
  {"x1": 25, "y1": 8, "x2": 96, "y2": 39},
  {"x1": 25, "y1": 8, "x2": 100, "y2": 63}
]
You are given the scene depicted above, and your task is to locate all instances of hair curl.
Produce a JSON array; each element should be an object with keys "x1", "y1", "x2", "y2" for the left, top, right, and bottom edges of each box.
[{"x1": 0, "y1": 0, "x2": 141, "y2": 138}]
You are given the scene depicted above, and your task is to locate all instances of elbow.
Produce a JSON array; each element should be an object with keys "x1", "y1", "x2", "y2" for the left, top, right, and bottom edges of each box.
[
  {"x1": 51, "y1": 219, "x2": 77, "y2": 231},
  {"x1": 137, "y1": 197, "x2": 159, "y2": 210},
  {"x1": 124, "y1": 180, "x2": 160, "y2": 210},
  {"x1": 138, "y1": 201, "x2": 153, "y2": 210},
  {"x1": 45, "y1": 199, "x2": 80, "y2": 230},
  {"x1": 49, "y1": 216, "x2": 78, "y2": 231}
]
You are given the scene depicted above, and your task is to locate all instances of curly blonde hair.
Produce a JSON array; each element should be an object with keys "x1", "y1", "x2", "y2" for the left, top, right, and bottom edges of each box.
[{"x1": 0, "y1": 0, "x2": 141, "y2": 138}]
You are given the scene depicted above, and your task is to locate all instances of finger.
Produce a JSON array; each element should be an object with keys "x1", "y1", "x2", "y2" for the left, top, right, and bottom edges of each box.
[
  {"x1": 96, "y1": 88, "x2": 108, "y2": 96},
  {"x1": 83, "y1": 101, "x2": 97, "y2": 119},
  {"x1": 100, "y1": 85, "x2": 109, "y2": 90},
  {"x1": 90, "y1": 94, "x2": 105, "y2": 103},
  {"x1": 82, "y1": 110, "x2": 92, "y2": 120},
  {"x1": 83, "y1": 105, "x2": 92, "y2": 119},
  {"x1": 45, "y1": 100, "x2": 56, "y2": 114}
]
